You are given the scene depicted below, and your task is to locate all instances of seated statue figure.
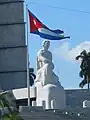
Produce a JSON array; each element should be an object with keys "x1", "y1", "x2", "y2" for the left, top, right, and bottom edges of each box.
[
  {"x1": 35, "y1": 40, "x2": 66, "y2": 109},
  {"x1": 35, "y1": 40, "x2": 61, "y2": 87}
]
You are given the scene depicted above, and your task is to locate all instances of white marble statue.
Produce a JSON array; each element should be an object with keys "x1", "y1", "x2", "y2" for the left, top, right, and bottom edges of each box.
[
  {"x1": 35, "y1": 40, "x2": 61, "y2": 87},
  {"x1": 35, "y1": 40, "x2": 66, "y2": 109}
]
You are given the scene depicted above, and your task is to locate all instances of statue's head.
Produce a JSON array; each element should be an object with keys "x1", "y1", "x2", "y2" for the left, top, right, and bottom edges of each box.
[{"x1": 42, "y1": 40, "x2": 50, "y2": 50}]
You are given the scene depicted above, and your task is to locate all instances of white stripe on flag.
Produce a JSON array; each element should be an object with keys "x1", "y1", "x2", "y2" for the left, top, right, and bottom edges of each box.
[{"x1": 38, "y1": 28, "x2": 64, "y2": 37}]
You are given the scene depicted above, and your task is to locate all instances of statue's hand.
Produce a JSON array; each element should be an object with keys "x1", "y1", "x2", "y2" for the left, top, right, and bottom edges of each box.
[
  {"x1": 44, "y1": 60, "x2": 54, "y2": 70},
  {"x1": 44, "y1": 59, "x2": 49, "y2": 63}
]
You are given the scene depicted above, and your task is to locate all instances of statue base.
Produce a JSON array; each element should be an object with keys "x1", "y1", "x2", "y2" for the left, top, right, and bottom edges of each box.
[{"x1": 35, "y1": 82, "x2": 66, "y2": 109}]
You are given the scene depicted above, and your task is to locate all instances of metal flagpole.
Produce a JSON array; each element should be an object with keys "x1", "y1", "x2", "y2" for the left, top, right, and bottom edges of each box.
[{"x1": 26, "y1": 4, "x2": 30, "y2": 107}]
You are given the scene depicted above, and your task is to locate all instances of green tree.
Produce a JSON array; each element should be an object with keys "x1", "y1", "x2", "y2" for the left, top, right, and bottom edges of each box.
[
  {"x1": 2, "y1": 110, "x2": 22, "y2": 120},
  {"x1": 0, "y1": 91, "x2": 23, "y2": 120},
  {"x1": 76, "y1": 50, "x2": 90, "y2": 89},
  {"x1": 0, "y1": 91, "x2": 11, "y2": 111}
]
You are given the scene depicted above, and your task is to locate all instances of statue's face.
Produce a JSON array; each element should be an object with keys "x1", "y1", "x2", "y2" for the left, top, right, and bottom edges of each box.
[{"x1": 43, "y1": 41, "x2": 50, "y2": 50}]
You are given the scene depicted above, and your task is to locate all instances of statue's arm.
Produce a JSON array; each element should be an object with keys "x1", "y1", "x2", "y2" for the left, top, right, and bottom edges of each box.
[
  {"x1": 38, "y1": 55, "x2": 49, "y2": 63},
  {"x1": 37, "y1": 50, "x2": 50, "y2": 63}
]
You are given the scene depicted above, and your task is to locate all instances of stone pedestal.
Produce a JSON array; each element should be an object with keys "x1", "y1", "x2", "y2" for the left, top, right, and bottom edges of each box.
[
  {"x1": 83, "y1": 100, "x2": 90, "y2": 108},
  {"x1": 36, "y1": 82, "x2": 66, "y2": 109}
]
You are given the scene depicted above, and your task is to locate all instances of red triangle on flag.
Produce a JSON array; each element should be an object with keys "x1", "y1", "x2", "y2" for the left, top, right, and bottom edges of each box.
[{"x1": 28, "y1": 10, "x2": 44, "y2": 33}]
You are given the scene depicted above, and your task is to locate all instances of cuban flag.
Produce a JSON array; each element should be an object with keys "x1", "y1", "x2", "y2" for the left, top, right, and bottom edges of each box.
[{"x1": 28, "y1": 10, "x2": 70, "y2": 40}]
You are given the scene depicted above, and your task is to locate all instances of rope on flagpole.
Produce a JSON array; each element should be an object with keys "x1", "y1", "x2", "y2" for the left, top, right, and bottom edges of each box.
[{"x1": 26, "y1": 3, "x2": 30, "y2": 107}]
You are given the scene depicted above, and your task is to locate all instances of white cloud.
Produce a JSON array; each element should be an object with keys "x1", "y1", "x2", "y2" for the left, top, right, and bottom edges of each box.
[{"x1": 54, "y1": 41, "x2": 90, "y2": 61}]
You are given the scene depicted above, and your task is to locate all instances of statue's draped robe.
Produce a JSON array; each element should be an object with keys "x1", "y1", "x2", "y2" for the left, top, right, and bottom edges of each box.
[
  {"x1": 35, "y1": 41, "x2": 66, "y2": 109},
  {"x1": 35, "y1": 49, "x2": 61, "y2": 87}
]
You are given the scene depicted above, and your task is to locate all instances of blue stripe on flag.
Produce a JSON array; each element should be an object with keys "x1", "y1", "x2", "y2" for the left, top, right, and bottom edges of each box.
[{"x1": 39, "y1": 32, "x2": 65, "y2": 40}]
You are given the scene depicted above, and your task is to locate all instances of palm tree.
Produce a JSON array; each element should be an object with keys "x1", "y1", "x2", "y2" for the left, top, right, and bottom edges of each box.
[
  {"x1": 29, "y1": 68, "x2": 36, "y2": 86},
  {"x1": 2, "y1": 110, "x2": 23, "y2": 120},
  {"x1": 0, "y1": 91, "x2": 12, "y2": 111},
  {"x1": 0, "y1": 91, "x2": 12, "y2": 119},
  {"x1": 0, "y1": 91, "x2": 23, "y2": 120},
  {"x1": 76, "y1": 50, "x2": 90, "y2": 89}
]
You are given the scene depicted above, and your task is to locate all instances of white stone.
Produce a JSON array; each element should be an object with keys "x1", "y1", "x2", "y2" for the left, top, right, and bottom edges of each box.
[
  {"x1": 42, "y1": 100, "x2": 46, "y2": 109},
  {"x1": 36, "y1": 83, "x2": 66, "y2": 109},
  {"x1": 13, "y1": 87, "x2": 36, "y2": 99},
  {"x1": 32, "y1": 101, "x2": 37, "y2": 106},
  {"x1": 83, "y1": 100, "x2": 90, "y2": 108},
  {"x1": 51, "y1": 98, "x2": 56, "y2": 109},
  {"x1": 35, "y1": 40, "x2": 66, "y2": 109}
]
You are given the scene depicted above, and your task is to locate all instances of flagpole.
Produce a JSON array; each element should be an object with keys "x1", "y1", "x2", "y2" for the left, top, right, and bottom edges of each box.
[{"x1": 26, "y1": 4, "x2": 30, "y2": 107}]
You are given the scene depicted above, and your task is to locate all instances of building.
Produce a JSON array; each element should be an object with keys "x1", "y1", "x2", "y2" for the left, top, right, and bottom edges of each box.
[
  {"x1": 13, "y1": 87, "x2": 90, "y2": 108},
  {"x1": 65, "y1": 89, "x2": 90, "y2": 108}
]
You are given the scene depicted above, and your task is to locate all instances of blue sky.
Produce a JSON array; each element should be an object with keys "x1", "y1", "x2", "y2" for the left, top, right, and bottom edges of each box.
[{"x1": 26, "y1": 0, "x2": 90, "y2": 89}]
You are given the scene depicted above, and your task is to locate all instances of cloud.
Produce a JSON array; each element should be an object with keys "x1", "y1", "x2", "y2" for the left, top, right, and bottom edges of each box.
[{"x1": 54, "y1": 41, "x2": 90, "y2": 61}]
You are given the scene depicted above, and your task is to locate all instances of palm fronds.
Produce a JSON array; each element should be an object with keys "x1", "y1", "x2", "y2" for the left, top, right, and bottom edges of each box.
[{"x1": 76, "y1": 50, "x2": 90, "y2": 89}]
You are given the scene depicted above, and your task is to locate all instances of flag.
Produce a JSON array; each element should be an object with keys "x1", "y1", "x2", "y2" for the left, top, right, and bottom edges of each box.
[{"x1": 28, "y1": 9, "x2": 70, "y2": 40}]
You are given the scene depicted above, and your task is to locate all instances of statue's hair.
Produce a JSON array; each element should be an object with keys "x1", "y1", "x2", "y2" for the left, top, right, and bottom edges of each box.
[{"x1": 42, "y1": 40, "x2": 50, "y2": 46}]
